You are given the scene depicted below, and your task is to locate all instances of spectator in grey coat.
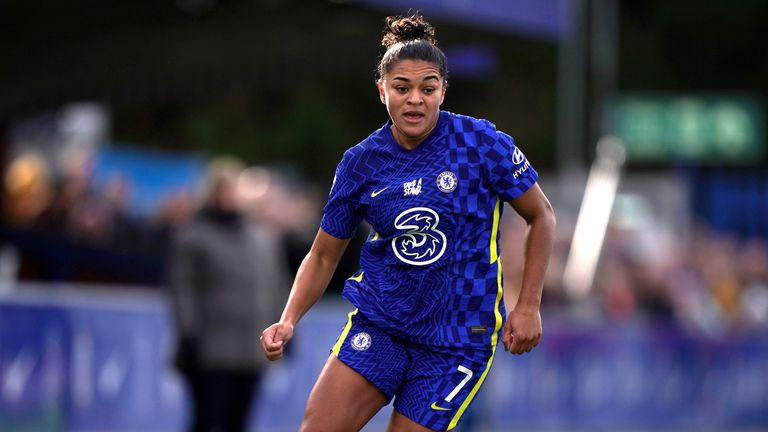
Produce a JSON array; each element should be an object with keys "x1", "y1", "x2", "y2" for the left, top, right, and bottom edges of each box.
[{"x1": 168, "y1": 157, "x2": 289, "y2": 432}]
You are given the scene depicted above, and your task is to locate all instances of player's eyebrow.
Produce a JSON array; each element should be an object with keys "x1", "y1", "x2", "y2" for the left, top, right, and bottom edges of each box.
[{"x1": 392, "y1": 75, "x2": 440, "y2": 83}]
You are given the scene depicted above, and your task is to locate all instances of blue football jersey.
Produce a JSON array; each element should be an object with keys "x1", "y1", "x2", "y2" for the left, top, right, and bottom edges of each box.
[{"x1": 320, "y1": 111, "x2": 539, "y2": 349}]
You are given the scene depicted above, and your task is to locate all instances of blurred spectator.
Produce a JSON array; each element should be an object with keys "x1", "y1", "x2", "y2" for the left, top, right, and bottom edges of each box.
[
  {"x1": 3, "y1": 153, "x2": 52, "y2": 227},
  {"x1": 36, "y1": 147, "x2": 94, "y2": 234},
  {"x1": 167, "y1": 156, "x2": 290, "y2": 432},
  {"x1": 152, "y1": 188, "x2": 196, "y2": 240},
  {"x1": 739, "y1": 238, "x2": 768, "y2": 327}
]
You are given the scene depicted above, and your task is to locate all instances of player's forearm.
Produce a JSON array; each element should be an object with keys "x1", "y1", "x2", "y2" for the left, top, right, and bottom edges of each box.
[
  {"x1": 517, "y1": 207, "x2": 556, "y2": 310},
  {"x1": 280, "y1": 249, "x2": 340, "y2": 327}
]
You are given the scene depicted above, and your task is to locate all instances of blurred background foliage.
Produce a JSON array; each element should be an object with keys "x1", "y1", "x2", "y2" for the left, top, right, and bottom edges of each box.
[
  {"x1": 4, "y1": 0, "x2": 763, "y2": 179},
  {"x1": 1, "y1": 0, "x2": 766, "y2": 175}
]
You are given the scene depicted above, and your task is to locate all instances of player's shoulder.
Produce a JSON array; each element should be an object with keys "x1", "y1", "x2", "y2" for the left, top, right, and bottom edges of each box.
[
  {"x1": 345, "y1": 122, "x2": 391, "y2": 159},
  {"x1": 442, "y1": 111, "x2": 512, "y2": 152},
  {"x1": 334, "y1": 124, "x2": 389, "y2": 180},
  {"x1": 442, "y1": 111, "x2": 499, "y2": 135}
]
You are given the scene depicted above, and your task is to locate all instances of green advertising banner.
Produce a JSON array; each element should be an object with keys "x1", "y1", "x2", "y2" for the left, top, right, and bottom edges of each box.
[{"x1": 609, "y1": 94, "x2": 764, "y2": 163}]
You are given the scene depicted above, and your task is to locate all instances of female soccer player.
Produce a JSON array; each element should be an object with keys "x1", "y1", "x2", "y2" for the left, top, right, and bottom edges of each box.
[{"x1": 261, "y1": 13, "x2": 555, "y2": 432}]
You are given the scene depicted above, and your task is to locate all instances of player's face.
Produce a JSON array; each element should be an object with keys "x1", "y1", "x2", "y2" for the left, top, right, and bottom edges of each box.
[{"x1": 378, "y1": 59, "x2": 446, "y2": 149}]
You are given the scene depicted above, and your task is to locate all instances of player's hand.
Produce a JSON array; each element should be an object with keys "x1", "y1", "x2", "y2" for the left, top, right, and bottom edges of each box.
[
  {"x1": 502, "y1": 306, "x2": 542, "y2": 355},
  {"x1": 260, "y1": 322, "x2": 294, "y2": 361}
]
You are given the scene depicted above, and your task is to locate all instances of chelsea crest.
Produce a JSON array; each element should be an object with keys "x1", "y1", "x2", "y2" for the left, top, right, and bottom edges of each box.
[
  {"x1": 436, "y1": 171, "x2": 458, "y2": 193},
  {"x1": 351, "y1": 332, "x2": 372, "y2": 351}
]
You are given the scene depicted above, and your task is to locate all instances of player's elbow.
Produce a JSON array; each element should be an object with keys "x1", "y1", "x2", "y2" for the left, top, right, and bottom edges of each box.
[
  {"x1": 541, "y1": 201, "x2": 556, "y2": 230},
  {"x1": 528, "y1": 198, "x2": 556, "y2": 232}
]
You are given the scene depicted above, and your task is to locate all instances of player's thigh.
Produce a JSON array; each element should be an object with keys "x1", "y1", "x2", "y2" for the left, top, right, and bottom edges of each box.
[
  {"x1": 301, "y1": 355, "x2": 388, "y2": 432},
  {"x1": 387, "y1": 410, "x2": 437, "y2": 432}
]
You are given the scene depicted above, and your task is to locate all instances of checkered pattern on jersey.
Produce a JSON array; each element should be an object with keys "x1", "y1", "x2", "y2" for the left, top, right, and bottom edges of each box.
[{"x1": 320, "y1": 111, "x2": 538, "y2": 349}]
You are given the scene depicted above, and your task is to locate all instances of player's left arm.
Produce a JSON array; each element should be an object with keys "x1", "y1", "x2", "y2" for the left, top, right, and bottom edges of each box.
[{"x1": 503, "y1": 183, "x2": 556, "y2": 355}]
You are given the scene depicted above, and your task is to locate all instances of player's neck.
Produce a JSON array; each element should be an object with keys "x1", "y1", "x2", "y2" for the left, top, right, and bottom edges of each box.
[{"x1": 390, "y1": 122, "x2": 437, "y2": 151}]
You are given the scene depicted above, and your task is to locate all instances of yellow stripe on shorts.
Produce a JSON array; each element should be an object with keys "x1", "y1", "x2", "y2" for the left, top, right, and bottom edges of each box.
[{"x1": 331, "y1": 309, "x2": 359, "y2": 357}]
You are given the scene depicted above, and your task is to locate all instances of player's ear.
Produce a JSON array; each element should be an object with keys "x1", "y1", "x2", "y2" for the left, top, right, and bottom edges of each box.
[
  {"x1": 440, "y1": 79, "x2": 448, "y2": 104},
  {"x1": 377, "y1": 79, "x2": 386, "y2": 104}
]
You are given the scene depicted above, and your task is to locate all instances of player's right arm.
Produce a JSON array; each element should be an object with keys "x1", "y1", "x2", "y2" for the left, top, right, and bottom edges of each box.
[{"x1": 261, "y1": 228, "x2": 350, "y2": 361}]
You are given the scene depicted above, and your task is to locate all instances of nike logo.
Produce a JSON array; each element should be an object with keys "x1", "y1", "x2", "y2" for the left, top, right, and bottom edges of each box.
[
  {"x1": 370, "y1": 187, "x2": 388, "y2": 197},
  {"x1": 430, "y1": 401, "x2": 451, "y2": 411}
]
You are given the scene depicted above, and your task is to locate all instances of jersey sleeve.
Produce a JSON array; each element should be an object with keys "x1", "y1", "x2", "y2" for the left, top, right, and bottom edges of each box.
[
  {"x1": 482, "y1": 130, "x2": 539, "y2": 202},
  {"x1": 320, "y1": 150, "x2": 364, "y2": 239}
]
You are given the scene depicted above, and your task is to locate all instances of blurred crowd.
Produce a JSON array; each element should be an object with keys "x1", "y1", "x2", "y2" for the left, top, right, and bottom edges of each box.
[
  {"x1": 1, "y1": 148, "x2": 767, "y2": 334},
  {"x1": 488, "y1": 198, "x2": 768, "y2": 334},
  {"x1": 3, "y1": 150, "x2": 184, "y2": 250},
  {"x1": 596, "y1": 225, "x2": 768, "y2": 332},
  {"x1": 0, "y1": 149, "x2": 323, "y2": 285}
]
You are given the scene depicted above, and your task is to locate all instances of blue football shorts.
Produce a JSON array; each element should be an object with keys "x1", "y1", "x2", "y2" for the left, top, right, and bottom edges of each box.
[{"x1": 331, "y1": 309, "x2": 497, "y2": 431}]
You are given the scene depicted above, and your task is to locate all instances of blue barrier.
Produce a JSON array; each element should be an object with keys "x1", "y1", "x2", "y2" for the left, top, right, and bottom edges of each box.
[{"x1": 1, "y1": 287, "x2": 767, "y2": 431}]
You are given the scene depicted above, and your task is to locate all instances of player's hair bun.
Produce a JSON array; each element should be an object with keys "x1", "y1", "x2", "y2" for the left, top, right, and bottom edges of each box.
[
  {"x1": 377, "y1": 13, "x2": 447, "y2": 79},
  {"x1": 381, "y1": 14, "x2": 437, "y2": 48}
]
